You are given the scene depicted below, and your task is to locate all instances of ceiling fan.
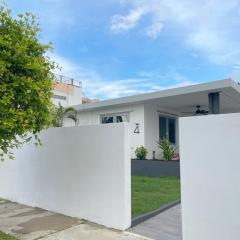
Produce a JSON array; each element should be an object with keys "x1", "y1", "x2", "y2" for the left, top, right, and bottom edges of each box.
[{"x1": 181, "y1": 105, "x2": 209, "y2": 116}]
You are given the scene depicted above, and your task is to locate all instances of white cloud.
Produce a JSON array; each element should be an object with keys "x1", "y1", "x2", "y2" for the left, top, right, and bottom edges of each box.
[
  {"x1": 110, "y1": 0, "x2": 240, "y2": 65},
  {"x1": 110, "y1": 6, "x2": 148, "y2": 33},
  {"x1": 190, "y1": 53, "x2": 199, "y2": 58},
  {"x1": 33, "y1": 0, "x2": 77, "y2": 41},
  {"x1": 145, "y1": 22, "x2": 164, "y2": 39},
  {"x1": 229, "y1": 70, "x2": 240, "y2": 82},
  {"x1": 152, "y1": 81, "x2": 196, "y2": 91},
  {"x1": 49, "y1": 53, "x2": 147, "y2": 99},
  {"x1": 138, "y1": 69, "x2": 189, "y2": 83},
  {"x1": 49, "y1": 53, "x2": 196, "y2": 100},
  {"x1": 232, "y1": 65, "x2": 240, "y2": 70}
]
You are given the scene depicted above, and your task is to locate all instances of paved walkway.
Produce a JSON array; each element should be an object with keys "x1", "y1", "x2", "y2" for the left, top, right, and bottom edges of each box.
[
  {"x1": 0, "y1": 199, "x2": 149, "y2": 240},
  {"x1": 129, "y1": 204, "x2": 182, "y2": 240}
]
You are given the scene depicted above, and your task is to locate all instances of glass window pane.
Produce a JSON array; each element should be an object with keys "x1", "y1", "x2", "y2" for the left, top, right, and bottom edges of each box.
[
  {"x1": 159, "y1": 117, "x2": 167, "y2": 140},
  {"x1": 116, "y1": 116, "x2": 123, "y2": 122},
  {"x1": 168, "y1": 118, "x2": 176, "y2": 144},
  {"x1": 116, "y1": 115, "x2": 128, "y2": 122},
  {"x1": 101, "y1": 116, "x2": 113, "y2": 124}
]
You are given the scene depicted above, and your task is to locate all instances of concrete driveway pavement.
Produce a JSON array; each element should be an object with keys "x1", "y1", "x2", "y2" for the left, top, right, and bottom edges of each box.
[
  {"x1": 129, "y1": 204, "x2": 182, "y2": 240},
  {"x1": 0, "y1": 199, "x2": 150, "y2": 240}
]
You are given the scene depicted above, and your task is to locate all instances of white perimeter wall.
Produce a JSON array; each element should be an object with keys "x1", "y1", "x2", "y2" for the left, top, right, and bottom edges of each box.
[
  {"x1": 180, "y1": 113, "x2": 240, "y2": 240},
  {"x1": 0, "y1": 124, "x2": 131, "y2": 230},
  {"x1": 76, "y1": 104, "x2": 145, "y2": 158}
]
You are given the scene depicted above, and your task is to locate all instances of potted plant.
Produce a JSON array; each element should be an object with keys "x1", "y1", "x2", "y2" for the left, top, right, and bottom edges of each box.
[{"x1": 135, "y1": 146, "x2": 148, "y2": 160}]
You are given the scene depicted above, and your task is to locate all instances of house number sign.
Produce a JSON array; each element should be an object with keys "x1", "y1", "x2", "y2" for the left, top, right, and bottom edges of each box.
[{"x1": 134, "y1": 123, "x2": 140, "y2": 134}]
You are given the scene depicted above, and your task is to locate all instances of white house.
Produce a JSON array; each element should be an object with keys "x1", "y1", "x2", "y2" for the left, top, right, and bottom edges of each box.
[{"x1": 69, "y1": 79, "x2": 240, "y2": 159}]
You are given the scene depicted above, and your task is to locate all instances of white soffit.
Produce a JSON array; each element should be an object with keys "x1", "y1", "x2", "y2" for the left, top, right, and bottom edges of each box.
[{"x1": 74, "y1": 79, "x2": 240, "y2": 112}]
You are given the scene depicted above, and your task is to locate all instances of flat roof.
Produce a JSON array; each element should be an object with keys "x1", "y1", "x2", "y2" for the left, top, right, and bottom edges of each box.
[{"x1": 74, "y1": 79, "x2": 240, "y2": 112}]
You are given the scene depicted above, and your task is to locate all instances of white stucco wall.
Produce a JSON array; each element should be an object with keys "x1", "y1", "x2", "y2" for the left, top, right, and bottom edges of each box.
[
  {"x1": 144, "y1": 102, "x2": 179, "y2": 159},
  {"x1": 180, "y1": 113, "x2": 240, "y2": 240},
  {"x1": 0, "y1": 124, "x2": 131, "y2": 230},
  {"x1": 77, "y1": 104, "x2": 145, "y2": 158}
]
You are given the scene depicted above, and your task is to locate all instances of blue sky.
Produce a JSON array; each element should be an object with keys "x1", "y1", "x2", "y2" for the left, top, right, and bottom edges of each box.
[{"x1": 6, "y1": 0, "x2": 240, "y2": 99}]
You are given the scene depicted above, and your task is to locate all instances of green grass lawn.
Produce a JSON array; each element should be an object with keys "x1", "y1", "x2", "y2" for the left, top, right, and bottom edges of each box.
[
  {"x1": 0, "y1": 231, "x2": 18, "y2": 240},
  {"x1": 132, "y1": 176, "x2": 181, "y2": 217}
]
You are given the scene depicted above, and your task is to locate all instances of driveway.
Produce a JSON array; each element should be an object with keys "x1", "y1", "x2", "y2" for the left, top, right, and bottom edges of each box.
[
  {"x1": 0, "y1": 199, "x2": 149, "y2": 240},
  {"x1": 129, "y1": 204, "x2": 182, "y2": 240}
]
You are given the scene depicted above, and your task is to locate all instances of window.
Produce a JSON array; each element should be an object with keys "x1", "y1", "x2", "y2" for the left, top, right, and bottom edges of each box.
[
  {"x1": 101, "y1": 112, "x2": 129, "y2": 124},
  {"x1": 159, "y1": 117, "x2": 167, "y2": 140},
  {"x1": 168, "y1": 118, "x2": 176, "y2": 144},
  {"x1": 159, "y1": 116, "x2": 176, "y2": 144},
  {"x1": 116, "y1": 114, "x2": 129, "y2": 123},
  {"x1": 101, "y1": 116, "x2": 114, "y2": 124},
  {"x1": 52, "y1": 94, "x2": 67, "y2": 100}
]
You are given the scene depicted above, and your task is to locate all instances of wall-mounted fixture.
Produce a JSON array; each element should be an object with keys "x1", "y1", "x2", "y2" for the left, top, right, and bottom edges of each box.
[{"x1": 152, "y1": 151, "x2": 156, "y2": 160}]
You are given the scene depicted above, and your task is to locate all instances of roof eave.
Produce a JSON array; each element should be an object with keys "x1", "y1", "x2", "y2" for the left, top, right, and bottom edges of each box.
[{"x1": 74, "y1": 79, "x2": 238, "y2": 112}]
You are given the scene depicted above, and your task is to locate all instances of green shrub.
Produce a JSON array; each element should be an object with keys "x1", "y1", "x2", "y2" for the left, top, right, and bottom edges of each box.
[
  {"x1": 135, "y1": 146, "x2": 148, "y2": 160},
  {"x1": 158, "y1": 138, "x2": 175, "y2": 161}
]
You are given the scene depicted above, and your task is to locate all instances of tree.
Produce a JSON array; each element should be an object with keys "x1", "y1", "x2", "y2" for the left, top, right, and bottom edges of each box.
[
  {"x1": 52, "y1": 103, "x2": 78, "y2": 127},
  {"x1": 0, "y1": 3, "x2": 56, "y2": 160}
]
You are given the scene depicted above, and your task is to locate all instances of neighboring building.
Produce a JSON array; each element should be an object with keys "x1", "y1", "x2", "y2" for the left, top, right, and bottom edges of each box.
[
  {"x1": 67, "y1": 79, "x2": 240, "y2": 159},
  {"x1": 82, "y1": 96, "x2": 99, "y2": 104},
  {"x1": 52, "y1": 74, "x2": 83, "y2": 107}
]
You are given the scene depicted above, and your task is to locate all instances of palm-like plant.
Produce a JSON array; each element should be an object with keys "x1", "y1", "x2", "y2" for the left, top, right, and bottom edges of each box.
[
  {"x1": 158, "y1": 138, "x2": 175, "y2": 161},
  {"x1": 53, "y1": 103, "x2": 78, "y2": 127}
]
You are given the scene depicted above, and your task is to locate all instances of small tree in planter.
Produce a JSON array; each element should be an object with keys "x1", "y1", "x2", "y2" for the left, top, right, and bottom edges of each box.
[
  {"x1": 158, "y1": 138, "x2": 175, "y2": 161},
  {"x1": 51, "y1": 103, "x2": 78, "y2": 127},
  {"x1": 135, "y1": 146, "x2": 148, "y2": 160}
]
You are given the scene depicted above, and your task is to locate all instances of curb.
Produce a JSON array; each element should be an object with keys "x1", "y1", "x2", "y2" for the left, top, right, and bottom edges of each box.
[{"x1": 131, "y1": 199, "x2": 181, "y2": 228}]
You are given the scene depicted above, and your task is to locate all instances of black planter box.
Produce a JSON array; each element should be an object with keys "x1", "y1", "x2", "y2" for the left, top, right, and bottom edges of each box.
[{"x1": 131, "y1": 159, "x2": 180, "y2": 177}]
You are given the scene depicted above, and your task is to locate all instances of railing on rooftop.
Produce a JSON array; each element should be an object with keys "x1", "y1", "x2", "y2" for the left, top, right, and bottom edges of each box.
[{"x1": 54, "y1": 74, "x2": 82, "y2": 88}]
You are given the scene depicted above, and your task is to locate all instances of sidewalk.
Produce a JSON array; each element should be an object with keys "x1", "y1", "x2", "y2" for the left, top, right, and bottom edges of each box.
[{"x1": 0, "y1": 199, "x2": 150, "y2": 240}]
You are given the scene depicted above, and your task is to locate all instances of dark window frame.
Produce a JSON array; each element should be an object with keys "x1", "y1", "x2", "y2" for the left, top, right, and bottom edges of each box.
[
  {"x1": 52, "y1": 94, "x2": 67, "y2": 100},
  {"x1": 100, "y1": 112, "x2": 129, "y2": 124},
  {"x1": 159, "y1": 115, "x2": 176, "y2": 144}
]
